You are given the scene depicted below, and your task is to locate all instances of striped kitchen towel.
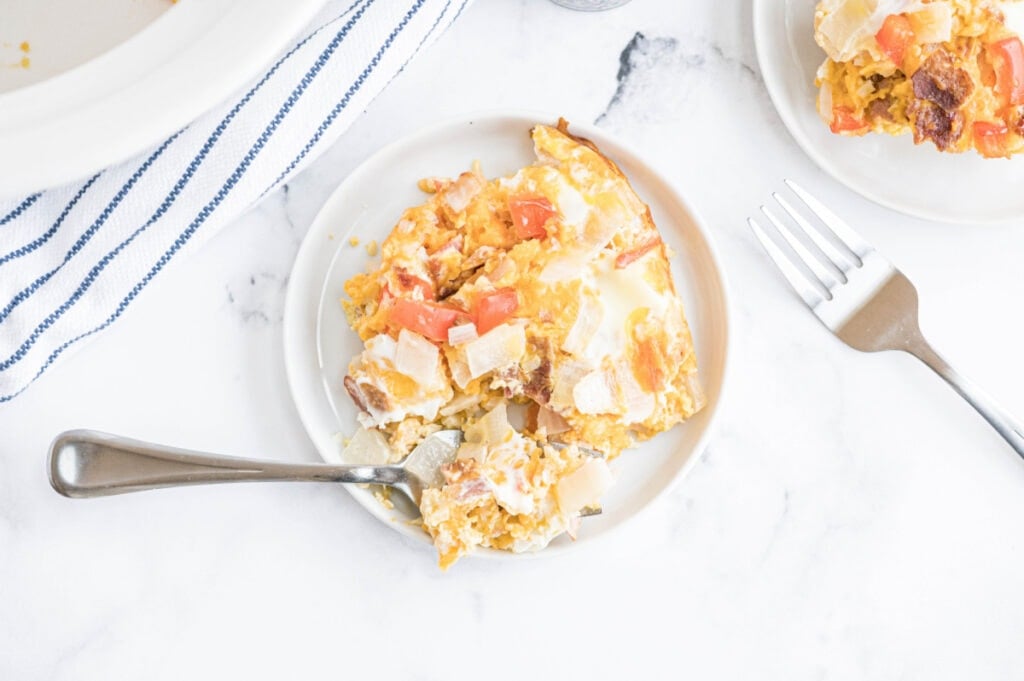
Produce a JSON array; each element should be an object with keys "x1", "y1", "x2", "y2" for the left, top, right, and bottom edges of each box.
[{"x1": 0, "y1": 0, "x2": 471, "y2": 403}]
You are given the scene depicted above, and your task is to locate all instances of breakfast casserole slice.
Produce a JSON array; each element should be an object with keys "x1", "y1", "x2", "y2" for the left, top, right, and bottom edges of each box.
[
  {"x1": 340, "y1": 120, "x2": 704, "y2": 567},
  {"x1": 815, "y1": 0, "x2": 1024, "y2": 157}
]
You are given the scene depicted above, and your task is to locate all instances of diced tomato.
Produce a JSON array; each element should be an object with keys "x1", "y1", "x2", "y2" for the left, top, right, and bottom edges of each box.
[
  {"x1": 388, "y1": 299, "x2": 463, "y2": 342},
  {"x1": 830, "y1": 106, "x2": 867, "y2": 134},
  {"x1": 615, "y1": 237, "x2": 662, "y2": 269},
  {"x1": 989, "y1": 37, "x2": 1024, "y2": 106},
  {"x1": 474, "y1": 288, "x2": 519, "y2": 335},
  {"x1": 509, "y1": 196, "x2": 557, "y2": 240},
  {"x1": 973, "y1": 121, "x2": 1010, "y2": 158},
  {"x1": 875, "y1": 14, "x2": 915, "y2": 68}
]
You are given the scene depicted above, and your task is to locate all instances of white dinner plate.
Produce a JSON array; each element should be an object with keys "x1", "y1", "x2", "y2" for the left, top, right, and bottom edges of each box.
[
  {"x1": 0, "y1": 0, "x2": 326, "y2": 199},
  {"x1": 283, "y1": 112, "x2": 731, "y2": 561},
  {"x1": 753, "y1": 0, "x2": 1024, "y2": 224}
]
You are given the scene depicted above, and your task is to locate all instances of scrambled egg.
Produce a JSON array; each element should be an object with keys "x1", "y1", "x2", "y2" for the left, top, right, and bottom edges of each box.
[
  {"x1": 418, "y1": 403, "x2": 611, "y2": 570},
  {"x1": 815, "y1": 0, "x2": 1024, "y2": 156},
  {"x1": 341, "y1": 120, "x2": 704, "y2": 568}
]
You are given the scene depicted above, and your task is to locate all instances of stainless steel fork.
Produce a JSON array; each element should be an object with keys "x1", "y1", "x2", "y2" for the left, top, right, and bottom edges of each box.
[{"x1": 748, "y1": 180, "x2": 1024, "y2": 460}]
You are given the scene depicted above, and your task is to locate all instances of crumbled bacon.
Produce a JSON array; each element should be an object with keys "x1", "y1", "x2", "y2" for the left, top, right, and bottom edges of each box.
[
  {"x1": 615, "y1": 236, "x2": 661, "y2": 269},
  {"x1": 911, "y1": 49, "x2": 973, "y2": 113},
  {"x1": 359, "y1": 382, "x2": 391, "y2": 413},
  {"x1": 908, "y1": 99, "x2": 965, "y2": 150},
  {"x1": 866, "y1": 97, "x2": 895, "y2": 122},
  {"x1": 344, "y1": 375, "x2": 367, "y2": 413}
]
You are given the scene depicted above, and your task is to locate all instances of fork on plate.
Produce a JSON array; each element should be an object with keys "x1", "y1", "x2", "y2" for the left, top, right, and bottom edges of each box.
[{"x1": 748, "y1": 180, "x2": 1024, "y2": 460}]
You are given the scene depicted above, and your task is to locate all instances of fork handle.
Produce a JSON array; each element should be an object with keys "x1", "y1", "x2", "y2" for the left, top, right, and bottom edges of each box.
[
  {"x1": 48, "y1": 429, "x2": 402, "y2": 498},
  {"x1": 907, "y1": 340, "x2": 1024, "y2": 461}
]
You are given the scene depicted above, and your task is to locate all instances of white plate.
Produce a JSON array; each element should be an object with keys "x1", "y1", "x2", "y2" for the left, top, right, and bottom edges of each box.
[
  {"x1": 754, "y1": 0, "x2": 1024, "y2": 224},
  {"x1": 0, "y1": 0, "x2": 169, "y2": 94},
  {"x1": 0, "y1": 0, "x2": 326, "y2": 199},
  {"x1": 283, "y1": 112, "x2": 731, "y2": 560}
]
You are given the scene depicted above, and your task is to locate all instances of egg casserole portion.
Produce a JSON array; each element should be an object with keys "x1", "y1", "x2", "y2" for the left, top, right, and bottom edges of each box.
[
  {"x1": 341, "y1": 120, "x2": 704, "y2": 568},
  {"x1": 815, "y1": 0, "x2": 1024, "y2": 157}
]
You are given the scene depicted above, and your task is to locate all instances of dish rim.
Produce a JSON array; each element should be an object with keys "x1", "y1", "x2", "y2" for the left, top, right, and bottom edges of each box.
[
  {"x1": 0, "y1": 0, "x2": 327, "y2": 199},
  {"x1": 282, "y1": 109, "x2": 734, "y2": 562}
]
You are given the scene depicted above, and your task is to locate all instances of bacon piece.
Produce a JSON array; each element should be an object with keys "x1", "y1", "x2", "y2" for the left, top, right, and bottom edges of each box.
[
  {"x1": 866, "y1": 97, "x2": 895, "y2": 122},
  {"x1": 908, "y1": 99, "x2": 964, "y2": 151},
  {"x1": 911, "y1": 49, "x2": 973, "y2": 113},
  {"x1": 615, "y1": 237, "x2": 661, "y2": 269},
  {"x1": 524, "y1": 358, "x2": 553, "y2": 406},
  {"x1": 359, "y1": 382, "x2": 390, "y2": 413},
  {"x1": 344, "y1": 375, "x2": 367, "y2": 413}
]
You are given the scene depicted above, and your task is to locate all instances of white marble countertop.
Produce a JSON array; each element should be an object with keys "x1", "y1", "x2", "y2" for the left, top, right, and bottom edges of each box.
[{"x1": 4, "y1": 0, "x2": 1024, "y2": 678}]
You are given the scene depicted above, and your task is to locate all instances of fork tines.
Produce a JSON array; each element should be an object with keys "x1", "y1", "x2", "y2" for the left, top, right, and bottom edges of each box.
[{"x1": 747, "y1": 180, "x2": 884, "y2": 313}]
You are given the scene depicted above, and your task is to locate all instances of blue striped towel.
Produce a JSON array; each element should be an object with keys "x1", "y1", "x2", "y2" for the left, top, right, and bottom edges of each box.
[{"x1": 0, "y1": 0, "x2": 471, "y2": 403}]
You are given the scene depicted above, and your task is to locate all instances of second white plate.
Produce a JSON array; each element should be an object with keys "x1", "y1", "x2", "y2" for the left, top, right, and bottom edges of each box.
[
  {"x1": 754, "y1": 0, "x2": 1024, "y2": 224},
  {"x1": 283, "y1": 112, "x2": 731, "y2": 560}
]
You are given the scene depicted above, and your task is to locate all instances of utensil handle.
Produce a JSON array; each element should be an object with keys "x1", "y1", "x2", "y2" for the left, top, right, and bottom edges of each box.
[
  {"x1": 48, "y1": 429, "x2": 401, "y2": 498},
  {"x1": 908, "y1": 340, "x2": 1024, "y2": 461}
]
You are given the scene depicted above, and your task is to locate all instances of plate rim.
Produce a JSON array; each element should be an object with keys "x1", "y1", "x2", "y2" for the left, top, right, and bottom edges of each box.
[
  {"x1": 752, "y1": 0, "x2": 1023, "y2": 225},
  {"x1": 282, "y1": 109, "x2": 734, "y2": 561}
]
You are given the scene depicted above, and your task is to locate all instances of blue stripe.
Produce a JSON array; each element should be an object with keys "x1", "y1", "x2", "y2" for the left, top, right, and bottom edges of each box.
[
  {"x1": 0, "y1": 0, "x2": 365, "y2": 337},
  {"x1": 0, "y1": 0, "x2": 383, "y2": 378},
  {"x1": 262, "y1": 0, "x2": 440, "y2": 197},
  {"x1": 0, "y1": 143, "x2": 170, "y2": 282},
  {"x1": 0, "y1": 1, "x2": 364, "y2": 281},
  {"x1": 0, "y1": 136, "x2": 178, "y2": 329},
  {"x1": 1, "y1": 178, "x2": 101, "y2": 267},
  {"x1": 0, "y1": 0, "x2": 429, "y2": 402},
  {"x1": 0, "y1": 193, "x2": 41, "y2": 227},
  {"x1": 0, "y1": 174, "x2": 101, "y2": 269}
]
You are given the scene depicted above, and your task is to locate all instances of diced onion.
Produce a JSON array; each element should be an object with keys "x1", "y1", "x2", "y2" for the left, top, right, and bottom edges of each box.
[
  {"x1": 551, "y1": 360, "x2": 591, "y2": 410},
  {"x1": 447, "y1": 323, "x2": 479, "y2": 346},
  {"x1": 556, "y1": 458, "x2": 613, "y2": 516},
  {"x1": 582, "y1": 204, "x2": 625, "y2": 254},
  {"x1": 463, "y1": 323, "x2": 526, "y2": 379},
  {"x1": 341, "y1": 427, "x2": 394, "y2": 465},
  {"x1": 562, "y1": 292, "x2": 604, "y2": 356},
  {"x1": 465, "y1": 401, "x2": 514, "y2": 446},
  {"x1": 394, "y1": 329, "x2": 439, "y2": 387},
  {"x1": 573, "y1": 370, "x2": 618, "y2": 415},
  {"x1": 440, "y1": 393, "x2": 481, "y2": 417},
  {"x1": 540, "y1": 252, "x2": 587, "y2": 283},
  {"x1": 448, "y1": 355, "x2": 472, "y2": 390},
  {"x1": 456, "y1": 442, "x2": 488, "y2": 462}
]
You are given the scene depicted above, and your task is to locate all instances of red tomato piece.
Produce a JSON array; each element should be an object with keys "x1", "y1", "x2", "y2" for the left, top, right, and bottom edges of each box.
[
  {"x1": 830, "y1": 106, "x2": 867, "y2": 134},
  {"x1": 989, "y1": 37, "x2": 1024, "y2": 106},
  {"x1": 474, "y1": 288, "x2": 519, "y2": 335},
  {"x1": 388, "y1": 299, "x2": 462, "y2": 342},
  {"x1": 973, "y1": 121, "x2": 1010, "y2": 158},
  {"x1": 509, "y1": 196, "x2": 557, "y2": 240},
  {"x1": 875, "y1": 14, "x2": 915, "y2": 68}
]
